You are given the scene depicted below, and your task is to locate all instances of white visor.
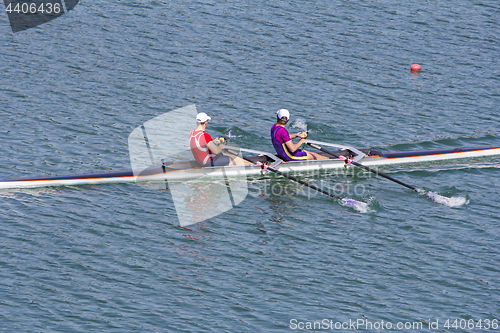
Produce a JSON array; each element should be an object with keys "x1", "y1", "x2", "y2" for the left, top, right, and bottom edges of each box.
[
  {"x1": 196, "y1": 112, "x2": 211, "y2": 123},
  {"x1": 277, "y1": 109, "x2": 290, "y2": 120}
]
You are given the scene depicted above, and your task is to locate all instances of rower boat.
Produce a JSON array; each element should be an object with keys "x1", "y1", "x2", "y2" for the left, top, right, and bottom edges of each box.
[{"x1": 1, "y1": 143, "x2": 499, "y2": 190}]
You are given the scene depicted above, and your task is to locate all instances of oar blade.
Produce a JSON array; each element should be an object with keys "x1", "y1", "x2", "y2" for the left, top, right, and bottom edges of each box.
[{"x1": 340, "y1": 198, "x2": 369, "y2": 213}]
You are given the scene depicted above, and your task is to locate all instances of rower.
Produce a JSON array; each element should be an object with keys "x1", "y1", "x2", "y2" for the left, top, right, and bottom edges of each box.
[
  {"x1": 271, "y1": 109, "x2": 328, "y2": 161},
  {"x1": 189, "y1": 112, "x2": 251, "y2": 166}
]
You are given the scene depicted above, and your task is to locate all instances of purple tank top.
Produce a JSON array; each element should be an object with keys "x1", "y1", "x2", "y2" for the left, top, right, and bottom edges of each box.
[{"x1": 271, "y1": 124, "x2": 307, "y2": 161}]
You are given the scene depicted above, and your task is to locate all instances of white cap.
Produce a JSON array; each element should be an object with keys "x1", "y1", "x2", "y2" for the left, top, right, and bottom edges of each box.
[
  {"x1": 277, "y1": 109, "x2": 290, "y2": 120},
  {"x1": 196, "y1": 112, "x2": 211, "y2": 123}
]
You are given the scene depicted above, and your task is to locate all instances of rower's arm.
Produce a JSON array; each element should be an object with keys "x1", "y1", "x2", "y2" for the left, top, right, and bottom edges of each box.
[
  {"x1": 284, "y1": 138, "x2": 306, "y2": 153},
  {"x1": 207, "y1": 140, "x2": 224, "y2": 154},
  {"x1": 289, "y1": 132, "x2": 307, "y2": 139}
]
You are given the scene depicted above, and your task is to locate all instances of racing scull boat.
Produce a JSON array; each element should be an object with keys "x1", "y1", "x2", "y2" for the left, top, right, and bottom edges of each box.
[{"x1": 1, "y1": 143, "x2": 499, "y2": 190}]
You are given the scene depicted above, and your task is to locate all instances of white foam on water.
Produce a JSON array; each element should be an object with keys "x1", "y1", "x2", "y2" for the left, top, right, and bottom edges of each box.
[
  {"x1": 290, "y1": 118, "x2": 308, "y2": 132},
  {"x1": 417, "y1": 189, "x2": 468, "y2": 207},
  {"x1": 341, "y1": 198, "x2": 369, "y2": 213},
  {"x1": 226, "y1": 130, "x2": 242, "y2": 139}
]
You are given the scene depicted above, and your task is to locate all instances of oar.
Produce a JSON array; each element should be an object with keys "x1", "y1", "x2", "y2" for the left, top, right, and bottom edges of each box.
[
  {"x1": 307, "y1": 142, "x2": 454, "y2": 204},
  {"x1": 225, "y1": 148, "x2": 369, "y2": 212}
]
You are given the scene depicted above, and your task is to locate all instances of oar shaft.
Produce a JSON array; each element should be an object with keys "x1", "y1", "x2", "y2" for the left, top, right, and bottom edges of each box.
[
  {"x1": 350, "y1": 161, "x2": 417, "y2": 192},
  {"x1": 225, "y1": 148, "x2": 341, "y2": 200},
  {"x1": 224, "y1": 148, "x2": 368, "y2": 211},
  {"x1": 307, "y1": 143, "x2": 417, "y2": 192},
  {"x1": 266, "y1": 166, "x2": 342, "y2": 200}
]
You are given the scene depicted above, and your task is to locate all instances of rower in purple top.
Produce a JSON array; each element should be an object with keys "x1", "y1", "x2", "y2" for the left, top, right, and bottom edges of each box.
[{"x1": 271, "y1": 109, "x2": 328, "y2": 161}]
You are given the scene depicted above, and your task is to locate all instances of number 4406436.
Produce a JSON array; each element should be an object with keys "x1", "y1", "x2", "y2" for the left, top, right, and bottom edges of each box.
[
  {"x1": 5, "y1": 2, "x2": 62, "y2": 14},
  {"x1": 444, "y1": 319, "x2": 498, "y2": 330}
]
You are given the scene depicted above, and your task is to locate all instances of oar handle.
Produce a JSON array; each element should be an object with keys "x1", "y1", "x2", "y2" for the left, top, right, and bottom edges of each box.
[{"x1": 308, "y1": 143, "x2": 323, "y2": 151}]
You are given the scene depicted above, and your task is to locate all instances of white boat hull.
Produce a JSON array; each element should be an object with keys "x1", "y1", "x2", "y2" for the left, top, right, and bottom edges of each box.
[{"x1": 1, "y1": 146, "x2": 499, "y2": 190}]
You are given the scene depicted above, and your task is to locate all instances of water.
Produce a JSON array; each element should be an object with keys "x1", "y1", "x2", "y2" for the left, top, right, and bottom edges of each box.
[{"x1": 1, "y1": 1, "x2": 499, "y2": 332}]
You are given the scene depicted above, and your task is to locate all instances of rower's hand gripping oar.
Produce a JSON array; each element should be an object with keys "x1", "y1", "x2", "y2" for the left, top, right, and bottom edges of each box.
[
  {"x1": 306, "y1": 141, "x2": 454, "y2": 205},
  {"x1": 224, "y1": 147, "x2": 369, "y2": 212}
]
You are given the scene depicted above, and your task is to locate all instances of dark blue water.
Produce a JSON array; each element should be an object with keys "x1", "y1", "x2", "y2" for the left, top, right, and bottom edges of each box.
[{"x1": 1, "y1": 1, "x2": 499, "y2": 332}]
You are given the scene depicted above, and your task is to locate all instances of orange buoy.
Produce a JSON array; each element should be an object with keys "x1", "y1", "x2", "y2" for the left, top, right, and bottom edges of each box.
[{"x1": 411, "y1": 64, "x2": 421, "y2": 71}]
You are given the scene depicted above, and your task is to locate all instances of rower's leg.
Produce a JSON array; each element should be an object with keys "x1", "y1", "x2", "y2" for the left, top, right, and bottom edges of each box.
[
  {"x1": 223, "y1": 154, "x2": 253, "y2": 166},
  {"x1": 305, "y1": 151, "x2": 329, "y2": 160},
  {"x1": 220, "y1": 151, "x2": 253, "y2": 165},
  {"x1": 228, "y1": 156, "x2": 253, "y2": 166}
]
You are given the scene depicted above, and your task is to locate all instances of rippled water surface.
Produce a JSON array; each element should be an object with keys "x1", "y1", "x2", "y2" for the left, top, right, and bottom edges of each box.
[{"x1": 1, "y1": 1, "x2": 499, "y2": 332}]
